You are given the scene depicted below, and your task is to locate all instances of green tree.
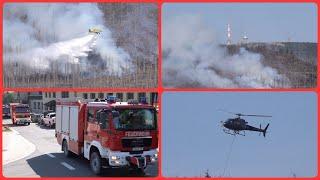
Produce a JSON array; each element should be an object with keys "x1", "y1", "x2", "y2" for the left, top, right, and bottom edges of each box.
[{"x1": 3, "y1": 93, "x2": 14, "y2": 105}]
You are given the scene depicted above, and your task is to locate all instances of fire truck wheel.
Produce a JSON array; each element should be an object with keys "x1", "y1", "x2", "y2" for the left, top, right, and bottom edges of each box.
[
  {"x1": 62, "y1": 140, "x2": 71, "y2": 157},
  {"x1": 90, "y1": 151, "x2": 102, "y2": 175}
]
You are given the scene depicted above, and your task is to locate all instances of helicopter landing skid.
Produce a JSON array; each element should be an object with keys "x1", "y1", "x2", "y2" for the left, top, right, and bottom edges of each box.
[{"x1": 223, "y1": 129, "x2": 245, "y2": 136}]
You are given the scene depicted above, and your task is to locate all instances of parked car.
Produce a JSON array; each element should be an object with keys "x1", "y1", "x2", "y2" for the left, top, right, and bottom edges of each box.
[
  {"x1": 37, "y1": 114, "x2": 45, "y2": 125},
  {"x1": 31, "y1": 113, "x2": 42, "y2": 123},
  {"x1": 40, "y1": 111, "x2": 54, "y2": 125},
  {"x1": 43, "y1": 112, "x2": 56, "y2": 128},
  {"x1": 30, "y1": 113, "x2": 35, "y2": 122}
]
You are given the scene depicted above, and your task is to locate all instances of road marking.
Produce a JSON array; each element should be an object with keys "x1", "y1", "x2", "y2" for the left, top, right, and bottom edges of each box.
[
  {"x1": 46, "y1": 153, "x2": 55, "y2": 158},
  {"x1": 61, "y1": 162, "x2": 75, "y2": 170},
  {"x1": 10, "y1": 128, "x2": 20, "y2": 135}
]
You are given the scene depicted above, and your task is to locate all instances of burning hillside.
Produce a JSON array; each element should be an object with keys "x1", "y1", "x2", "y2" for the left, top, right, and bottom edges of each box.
[{"x1": 162, "y1": 15, "x2": 317, "y2": 88}]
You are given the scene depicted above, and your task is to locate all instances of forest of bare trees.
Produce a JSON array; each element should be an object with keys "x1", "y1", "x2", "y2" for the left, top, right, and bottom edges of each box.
[{"x1": 4, "y1": 58, "x2": 157, "y2": 88}]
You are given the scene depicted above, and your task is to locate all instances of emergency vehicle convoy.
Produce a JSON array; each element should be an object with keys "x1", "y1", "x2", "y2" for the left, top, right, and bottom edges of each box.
[
  {"x1": 55, "y1": 97, "x2": 158, "y2": 175},
  {"x1": 10, "y1": 103, "x2": 31, "y2": 125}
]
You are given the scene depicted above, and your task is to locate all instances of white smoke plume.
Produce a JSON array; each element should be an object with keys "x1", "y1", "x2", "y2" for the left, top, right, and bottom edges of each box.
[
  {"x1": 4, "y1": 3, "x2": 130, "y2": 74},
  {"x1": 162, "y1": 14, "x2": 287, "y2": 88}
]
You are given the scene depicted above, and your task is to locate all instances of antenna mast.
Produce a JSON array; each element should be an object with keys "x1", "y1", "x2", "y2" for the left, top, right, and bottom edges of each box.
[{"x1": 227, "y1": 24, "x2": 232, "y2": 45}]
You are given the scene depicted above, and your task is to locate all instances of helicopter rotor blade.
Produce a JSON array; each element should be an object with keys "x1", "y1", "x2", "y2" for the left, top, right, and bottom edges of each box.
[
  {"x1": 218, "y1": 109, "x2": 248, "y2": 117},
  {"x1": 241, "y1": 114, "x2": 272, "y2": 118},
  {"x1": 217, "y1": 109, "x2": 233, "y2": 114},
  {"x1": 218, "y1": 109, "x2": 272, "y2": 118}
]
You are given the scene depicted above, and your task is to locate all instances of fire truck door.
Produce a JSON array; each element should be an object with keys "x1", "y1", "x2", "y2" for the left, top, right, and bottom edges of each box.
[
  {"x1": 96, "y1": 110, "x2": 110, "y2": 143},
  {"x1": 85, "y1": 107, "x2": 99, "y2": 142}
]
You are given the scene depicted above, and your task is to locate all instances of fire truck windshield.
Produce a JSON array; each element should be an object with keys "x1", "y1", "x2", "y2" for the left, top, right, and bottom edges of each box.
[
  {"x1": 113, "y1": 109, "x2": 156, "y2": 130},
  {"x1": 15, "y1": 107, "x2": 30, "y2": 113}
]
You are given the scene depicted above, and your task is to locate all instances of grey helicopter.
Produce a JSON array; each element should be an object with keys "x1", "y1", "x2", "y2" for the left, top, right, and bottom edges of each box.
[{"x1": 220, "y1": 110, "x2": 272, "y2": 137}]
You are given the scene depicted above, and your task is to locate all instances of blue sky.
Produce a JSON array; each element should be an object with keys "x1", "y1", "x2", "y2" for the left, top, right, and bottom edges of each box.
[
  {"x1": 163, "y1": 3, "x2": 317, "y2": 43},
  {"x1": 162, "y1": 92, "x2": 317, "y2": 177}
]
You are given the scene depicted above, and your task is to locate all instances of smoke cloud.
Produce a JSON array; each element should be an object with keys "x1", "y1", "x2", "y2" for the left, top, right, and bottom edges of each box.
[
  {"x1": 162, "y1": 15, "x2": 287, "y2": 88},
  {"x1": 4, "y1": 3, "x2": 130, "y2": 74}
]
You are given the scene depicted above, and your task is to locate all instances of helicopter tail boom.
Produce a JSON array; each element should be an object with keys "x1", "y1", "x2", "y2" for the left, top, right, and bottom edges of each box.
[{"x1": 263, "y1": 124, "x2": 270, "y2": 137}]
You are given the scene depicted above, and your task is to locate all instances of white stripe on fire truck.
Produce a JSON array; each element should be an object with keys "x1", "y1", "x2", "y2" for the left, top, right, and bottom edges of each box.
[{"x1": 61, "y1": 162, "x2": 75, "y2": 170}]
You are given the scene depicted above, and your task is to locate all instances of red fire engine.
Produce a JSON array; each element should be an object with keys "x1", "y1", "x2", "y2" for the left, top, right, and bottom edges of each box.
[
  {"x1": 55, "y1": 97, "x2": 158, "y2": 175},
  {"x1": 10, "y1": 103, "x2": 31, "y2": 125}
]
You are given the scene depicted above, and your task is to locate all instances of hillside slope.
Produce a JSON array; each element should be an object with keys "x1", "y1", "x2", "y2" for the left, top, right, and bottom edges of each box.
[{"x1": 225, "y1": 42, "x2": 317, "y2": 88}]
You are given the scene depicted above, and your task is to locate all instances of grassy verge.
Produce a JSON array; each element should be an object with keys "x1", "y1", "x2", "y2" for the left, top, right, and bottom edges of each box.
[{"x1": 2, "y1": 126, "x2": 11, "y2": 132}]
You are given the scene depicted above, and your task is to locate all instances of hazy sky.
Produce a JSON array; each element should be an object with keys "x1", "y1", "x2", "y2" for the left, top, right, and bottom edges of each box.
[
  {"x1": 162, "y1": 92, "x2": 317, "y2": 177},
  {"x1": 163, "y1": 3, "x2": 317, "y2": 43}
]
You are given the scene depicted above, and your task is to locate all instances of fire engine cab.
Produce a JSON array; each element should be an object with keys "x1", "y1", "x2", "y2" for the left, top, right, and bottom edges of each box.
[
  {"x1": 10, "y1": 103, "x2": 31, "y2": 125},
  {"x1": 55, "y1": 97, "x2": 158, "y2": 175}
]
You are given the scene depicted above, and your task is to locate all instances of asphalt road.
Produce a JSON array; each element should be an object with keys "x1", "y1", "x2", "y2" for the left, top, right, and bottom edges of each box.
[{"x1": 3, "y1": 119, "x2": 158, "y2": 177}]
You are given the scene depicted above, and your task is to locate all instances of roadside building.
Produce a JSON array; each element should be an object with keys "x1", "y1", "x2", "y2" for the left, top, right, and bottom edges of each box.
[
  {"x1": 4, "y1": 92, "x2": 43, "y2": 114},
  {"x1": 28, "y1": 92, "x2": 43, "y2": 114}
]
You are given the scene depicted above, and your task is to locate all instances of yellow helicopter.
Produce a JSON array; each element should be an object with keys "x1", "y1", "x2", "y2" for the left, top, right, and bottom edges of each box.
[{"x1": 89, "y1": 28, "x2": 102, "y2": 34}]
